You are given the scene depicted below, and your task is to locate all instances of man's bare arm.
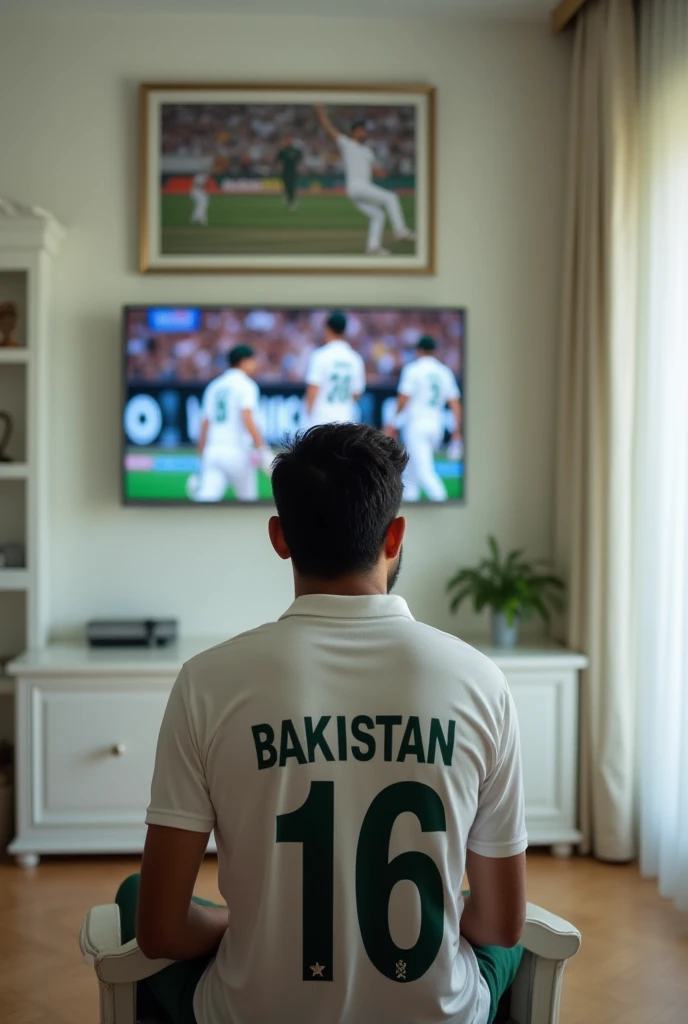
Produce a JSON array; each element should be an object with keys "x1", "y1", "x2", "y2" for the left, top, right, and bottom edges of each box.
[
  {"x1": 137, "y1": 824, "x2": 228, "y2": 961},
  {"x1": 198, "y1": 418, "x2": 209, "y2": 456},
  {"x1": 241, "y1": 408, "x2": 264, "y2": 449},
  {"x1": 386, "y1": 393, "x2": 409, "y2": 437},
  {"x1": 449, "y1": 397, "x2": 462, "y2": 440},
  {"x1": 315, "y1": 103, "x2": 340, "y2": 144},
  {"x1": 305, "y1": 383, "x2": 320, "y2": 414},
  {"x1": 461, "y1": 850, "x2": 526, "y2": 948}
]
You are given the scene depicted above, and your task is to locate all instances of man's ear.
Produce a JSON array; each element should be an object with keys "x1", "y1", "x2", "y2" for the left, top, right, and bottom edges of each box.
[
  {"x1": 384, "y1": 516, "x2": 406, "y2": 560},
  {"x1": 269, "y1": 516, "x2": 291, "y2": 561}
]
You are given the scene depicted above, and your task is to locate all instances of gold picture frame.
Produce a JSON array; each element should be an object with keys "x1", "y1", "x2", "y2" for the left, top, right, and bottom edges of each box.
[{"x1": 140, "y1": 82, "x2": 435, "y2": 275}]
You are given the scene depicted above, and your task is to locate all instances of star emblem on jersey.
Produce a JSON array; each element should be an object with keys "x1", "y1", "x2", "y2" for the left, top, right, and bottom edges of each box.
[
  {"x1": 395, "y1": 960, "x2": 407, "y2": 981},
  {"x1": 310, "y1": 962, "x2": 326, "y2": 978}
]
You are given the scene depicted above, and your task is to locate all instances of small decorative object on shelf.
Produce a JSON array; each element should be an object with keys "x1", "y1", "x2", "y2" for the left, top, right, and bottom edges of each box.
[
  {"x1": 446, "y1": 535, "x2": 565, "y2": 648},
  {"x1": 0, "y1": 543, "x2": 25, "y2": 568},
  {"x1": 0, "y1": 411, "x2": 13, "y2": 462},
  {"x1": 0, "y1": 301, "x2": 19, "y2": 347}
]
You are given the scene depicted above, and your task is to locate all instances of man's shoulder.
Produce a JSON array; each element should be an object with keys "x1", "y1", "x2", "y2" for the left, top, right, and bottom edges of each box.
[
  {"x1": 399, "y1": 361, "x2": 419, "y2": 385},
  {"x1": 202, "y1": 374, "x2": 221, "y2": 397},
  {"x1": 184, "y1": 621, "x2": 281, "y2": 678},
  {"x1": 213, "y1": 369, "x2": 233, "y2": 386},
  {"x1": 404, "y1": 620, "x2": 507, "y2": 693}
]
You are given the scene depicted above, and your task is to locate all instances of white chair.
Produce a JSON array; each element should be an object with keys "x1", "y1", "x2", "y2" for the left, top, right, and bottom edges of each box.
[{"x1": 80, "y1": 901, "x2": 581, "y2": 1024}]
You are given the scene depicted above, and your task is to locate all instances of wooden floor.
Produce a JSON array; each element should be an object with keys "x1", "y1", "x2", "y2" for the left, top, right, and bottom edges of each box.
[{"x1": 0, "y1": 851, "x2": 686, "y2": 1024}]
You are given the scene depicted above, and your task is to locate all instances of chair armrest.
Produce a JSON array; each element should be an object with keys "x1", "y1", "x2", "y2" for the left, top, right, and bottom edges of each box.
[
  {"x1": 521, "y1": 902, "x2": 581, "y2": 960},
  {"x1": 80, "y1": 904, "x2": 175, "y2": 983},
  {"x1": 510, "y1": 903, "x2": 581, "y2": 1024},
  {"x1": 80, "y1": 904, "x2": 122, "y2": 965}
]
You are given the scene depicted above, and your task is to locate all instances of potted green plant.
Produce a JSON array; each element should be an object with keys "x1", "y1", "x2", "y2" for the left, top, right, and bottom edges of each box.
[{"x1": 446, "y1": 536, "x2": 565, "y2": 648}]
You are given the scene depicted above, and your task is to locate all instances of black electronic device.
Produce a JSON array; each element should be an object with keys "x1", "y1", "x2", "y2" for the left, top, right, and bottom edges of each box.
[{"x1": 86, "y1": 619, "x2": 178, "y2": 648}]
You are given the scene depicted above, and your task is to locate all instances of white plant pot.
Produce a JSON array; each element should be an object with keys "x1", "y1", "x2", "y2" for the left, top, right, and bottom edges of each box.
[{"x1": 490, "y1": 611, "x2": 520, "y2": 648}]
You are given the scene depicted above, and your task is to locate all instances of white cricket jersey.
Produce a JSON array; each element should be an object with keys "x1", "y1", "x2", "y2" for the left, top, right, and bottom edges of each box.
[
  {"x1": 200, "y1": 368, "x2": 259, "y2": 450},
  {"x1": 399, "y1": 357, "x2": 461, "y2": 431},
  {"x1": 337, "y1": 134, "x2": 375, "y2": 193},
  {"x1": 146, "y1": 595, "x2": 528, "y2": 1024},
  {"x1": 305, "y1": 340, "x2": 366, "y2": 426},
  {"x1": 192, "y1": 174, "x2": 208, "y2": 189}
]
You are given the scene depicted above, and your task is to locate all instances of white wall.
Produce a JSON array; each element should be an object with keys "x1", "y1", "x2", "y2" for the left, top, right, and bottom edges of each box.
[{"x1": 0, "y1": 13, "x2": 570, "y2": 640}]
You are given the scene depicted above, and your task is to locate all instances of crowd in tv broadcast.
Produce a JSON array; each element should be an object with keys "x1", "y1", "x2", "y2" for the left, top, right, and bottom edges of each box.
[{"x1": 125, "y1": 309, "x2": 463, "y2": 388}]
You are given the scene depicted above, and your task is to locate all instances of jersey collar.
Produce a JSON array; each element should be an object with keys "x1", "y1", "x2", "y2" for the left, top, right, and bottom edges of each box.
[{"x1": 280, "y1": 594, "x2": 414, "y2": 621}]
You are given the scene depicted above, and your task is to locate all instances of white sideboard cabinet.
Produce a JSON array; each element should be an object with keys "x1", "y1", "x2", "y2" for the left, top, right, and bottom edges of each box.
[
  {"x1": 476, "y1": 644, "x2": 586, "y2": 858},
  {"x1": 8, "y1": 639, "x2": 586, "y2": 866}
]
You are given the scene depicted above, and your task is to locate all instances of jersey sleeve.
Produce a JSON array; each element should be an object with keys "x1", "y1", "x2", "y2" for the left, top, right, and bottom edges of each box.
[
  {"x1": 337, "y1": 134, "x2": 349, "y2": 155},
  {"x1": 239, "y1": 377, "x2": 259, "y2": 411},
  {"x1": 201, "y1": 382, "x2": 214, "y2": 420},
  {"x1": 398, "y1": 364, "x2": 416, "y2": 397},
  {"x1": 445, "y1": 367, "x2": 461, "y2": 401},
  {"x1": 145, "y1": 665, "x2": 215, "y2": 833},
  {"x1": 467, "y1": 684, "x2": 528, "y2": 858},
  {"x1": 306, "y1": 350, "x2": 325, "y2": 387}
]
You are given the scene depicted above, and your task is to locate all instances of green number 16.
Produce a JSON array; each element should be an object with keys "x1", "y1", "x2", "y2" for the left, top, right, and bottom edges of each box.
[{"x1": 276, "y1": 781, "x2": 446, "y2": 983}]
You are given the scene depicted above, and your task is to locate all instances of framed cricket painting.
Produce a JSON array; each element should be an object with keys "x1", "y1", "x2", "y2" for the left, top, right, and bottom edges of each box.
[{"x1": 139, "y1": 83, "x2": 435, "y2": 274}]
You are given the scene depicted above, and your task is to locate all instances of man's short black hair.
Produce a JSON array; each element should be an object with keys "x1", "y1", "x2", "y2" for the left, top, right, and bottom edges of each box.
[
  {"x1": 351, "y1": 118, "x2": 366, "y2": 132},
  {"x1": 272, "y1": 423, "x2": 408, "y2": 579},
  {"x1": 417, "y1": 335, "x2": 437, "y2": 352},
  {"x1": 326, "y1": 310, "x2": 347, "y2": 336},
  {"x1": 228, "y1": 344, "x2": 254, "y2": 367}
]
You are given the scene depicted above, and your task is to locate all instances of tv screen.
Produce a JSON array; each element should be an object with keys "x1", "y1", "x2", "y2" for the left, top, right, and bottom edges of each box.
[{"x1": 122, "y1": 306, "x2": 465, "y2": 505}]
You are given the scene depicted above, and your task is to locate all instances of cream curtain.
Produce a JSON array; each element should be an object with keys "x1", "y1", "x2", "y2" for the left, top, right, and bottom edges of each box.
[
  {"x1": 554, "y1": 0, "x2": 638, "y2": 861},
  {"x1": 635, "y1": 0, "x2": 688, "y2": 911}
]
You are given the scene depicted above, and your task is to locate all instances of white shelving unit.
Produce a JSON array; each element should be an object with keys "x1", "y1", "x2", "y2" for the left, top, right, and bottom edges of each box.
[
  {"x1": 0, "y1": 463, "x2": 29, "y2": 480},
  {"x1": 0, "y1": 569, "x2": 31, "y2": 591},
  {"x1": 0, "y1": 349, "x2": 30, "y2": 365},
  {"x1": 0, "y1": 203, "x2": 64, "y2": 683}
]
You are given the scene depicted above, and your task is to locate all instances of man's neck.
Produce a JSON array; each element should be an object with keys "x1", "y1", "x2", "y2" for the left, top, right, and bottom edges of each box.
[{"x1": 294, "y1": 573, "x2": 387, "y2": 598}]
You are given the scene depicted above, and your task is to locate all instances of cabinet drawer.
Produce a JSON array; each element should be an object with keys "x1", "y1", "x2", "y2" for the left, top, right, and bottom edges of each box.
[{"x1": 32, "y1": 683, "x2": 169, "y2": 826}]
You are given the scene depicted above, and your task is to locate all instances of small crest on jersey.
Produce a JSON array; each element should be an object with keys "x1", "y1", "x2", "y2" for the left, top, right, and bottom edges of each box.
[{"x1": 395, "y1": 960, "x2": 407, "y2": 981}]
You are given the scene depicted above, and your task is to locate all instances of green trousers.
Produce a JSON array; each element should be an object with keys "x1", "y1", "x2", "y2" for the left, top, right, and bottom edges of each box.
[
  {"x1": 282, "y1": 176, "x2": 297, "y2": 203},
  {"x1": 116, "y1": 875, "x2": 522, "y2": 1024}
]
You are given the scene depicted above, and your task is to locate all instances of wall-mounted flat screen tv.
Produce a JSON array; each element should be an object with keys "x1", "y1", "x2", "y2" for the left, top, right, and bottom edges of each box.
[{"x1": 122, "y1": 306, "x2": 465, "y2": 505}]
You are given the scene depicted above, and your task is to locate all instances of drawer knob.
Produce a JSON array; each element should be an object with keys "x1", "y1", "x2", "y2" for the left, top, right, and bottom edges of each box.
[{"x1": 110, "y1": 743, "x2": 127, "y2": 757}]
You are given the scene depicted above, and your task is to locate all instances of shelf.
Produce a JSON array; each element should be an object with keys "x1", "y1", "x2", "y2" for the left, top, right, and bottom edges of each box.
[
  {"x1": 0, "y1": 569, "x2": 29, "y2": 591},
  {"x1": 0, "y1": 463, "x2": 28, "y2": 480},
  {"x1": 0, "y1": 349, "x2": 29, "y2": 365}
]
